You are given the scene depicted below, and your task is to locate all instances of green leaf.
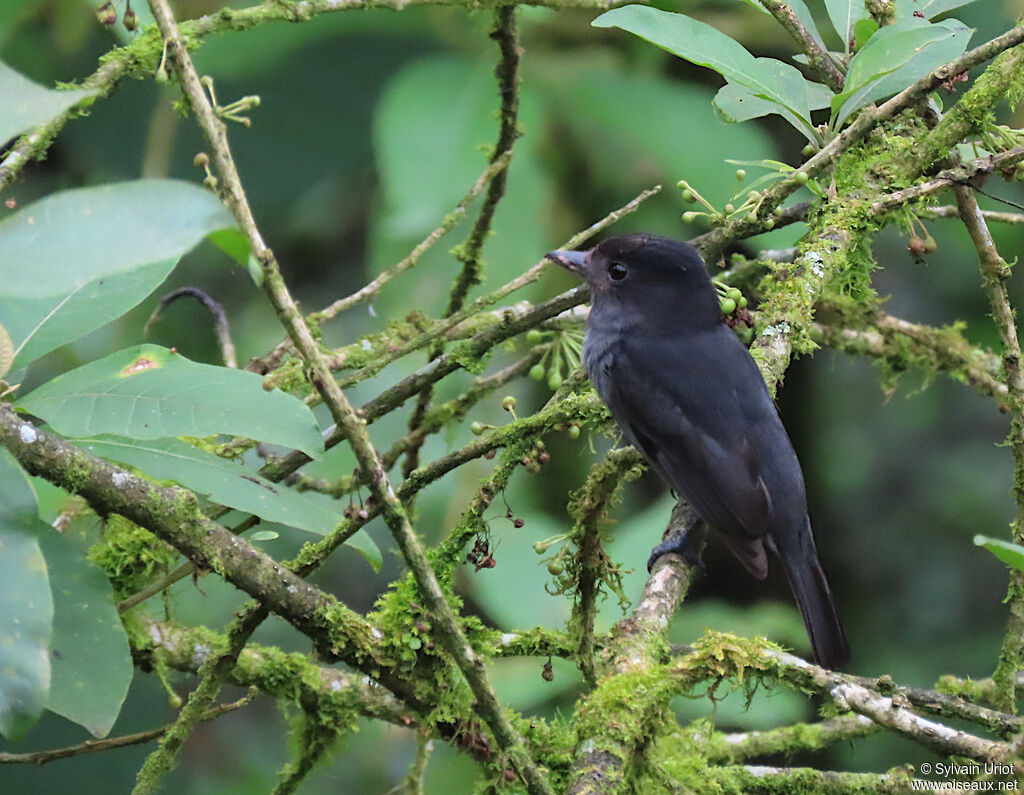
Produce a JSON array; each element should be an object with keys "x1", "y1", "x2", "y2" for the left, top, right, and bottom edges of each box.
[
  {"x1": 832, "y1": 19, "x2": 972, "y2": 127},
  {"x1": 823, "y1": 0, "x2": 869, "y2": 54},
  {"x1": 0, "y1": 179, "x2": 235, "y2": 299},
  {"x1": 76, "y1": 436, "x2": 381, "y2": 570},
  {"x1": 38, "y1": 517, "x2": 132, "y2": 738},
  {"x1": 0, "y1": 448, "x2": 53, "y2": 740},
  {"x1": 17, "y1": 344, "x2": 324, "y2": 459},
  {"x1": 0, "y1": 60, "x2": 95, "y2": 144},
  {"x1": 975, "y1": 535, "x2": 1024, "y2": 572},
  {"x1": 592, "y1": 6, "x2": 815, "y2": 137},
  {"x1": 853, "y1": 18, "x2": 879, "y2": 50},
  {"x1": 207, "y1": 227, "x2": 252, "y2": 266},
  {"x1": 0, "y1": 259, "x2": 177, "y2": 373}
]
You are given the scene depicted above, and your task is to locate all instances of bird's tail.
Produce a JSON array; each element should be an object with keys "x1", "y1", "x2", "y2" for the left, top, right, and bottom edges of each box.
[{"x1": 776, "y1": 521, "x2": 850, "y2": 669}]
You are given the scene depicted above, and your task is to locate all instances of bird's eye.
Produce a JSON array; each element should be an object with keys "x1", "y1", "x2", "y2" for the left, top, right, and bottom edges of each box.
[{"x1": 608, "y1": 262, "x2": 628, "y2": 281}]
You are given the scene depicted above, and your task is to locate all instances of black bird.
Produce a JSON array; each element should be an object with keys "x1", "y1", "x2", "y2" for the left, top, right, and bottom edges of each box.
[{"x1": 546, "y1": 234, "x2": 850, "y2": 669}]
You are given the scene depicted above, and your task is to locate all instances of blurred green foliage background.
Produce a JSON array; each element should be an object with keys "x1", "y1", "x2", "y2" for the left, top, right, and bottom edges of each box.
[{"x1": 2, "y1": 0, "x2": 1024, "y2": 790}]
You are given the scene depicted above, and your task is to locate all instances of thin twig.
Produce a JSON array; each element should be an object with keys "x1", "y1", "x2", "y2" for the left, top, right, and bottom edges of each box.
[
  {"x1": 310, "y1": 153, "x2": 511, "y2": 323},
  {"x1": 0, "y1": 690, "x2": 256, "y2": 766},
  {"x1": 143, "y1": 286, "x2": 238, "y2": 368},
  {"x1": 871, "y1": 146, "x2": 1024, "y2": 214},
  {"x1": 757, "y1": 0, "x2": 844, "y2": 92},
  {"x1": 920, "y1": 205, "x2": 1024, "y2": 224}
]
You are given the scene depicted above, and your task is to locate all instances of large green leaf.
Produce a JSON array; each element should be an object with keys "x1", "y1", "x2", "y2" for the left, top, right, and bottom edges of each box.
[
  {"x1": 833, "y1": 19, "x2": 972, "y2": 127},
  {"x1": 0, "y1": 259, "x2": 177, "y2": 373},
  {"x1": 0, "y1": 448, "x2": 53, "y2": 740},
  {"x1": 77, "y1": 436, "x2": 381, "y2": 570},
  {"x1": 0, "y1": 180, "x2": 235, "y2": 300},
  {"x1": 0, "y1": 60, "x2": 95, "y2": 144},
  {"x1": 17, "y1": 344, "x2": 324, "y2": 459},
  {"x1": 38, "y1": 517, "x2": 132, "y2": 738},
  {"x1": 592, "y1": 6, "x2": 816, "y2": 138}
]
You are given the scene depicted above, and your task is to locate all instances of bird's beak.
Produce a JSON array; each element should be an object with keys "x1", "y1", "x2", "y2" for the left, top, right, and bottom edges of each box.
[{"x1": 545, "y1": 249, "x2": 587, "y2": 275}]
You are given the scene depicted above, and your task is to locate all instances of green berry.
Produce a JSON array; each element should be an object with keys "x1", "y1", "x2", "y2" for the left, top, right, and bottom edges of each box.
[
  {"x1": 470, "y1": 421, "x2": 486, "y2": 436},
  {"x1": 529, "y1": 364, "x2": 546, "y2": 381},
  {"x1": 676, "y1": 179, "x2": 688, "y2": 189},
  {"x1": 682, "y1": 189, "x2": 695, "y2": 203},
  {"x1": 724, "y1": 203, "x2": 735, "y2": 214},
  {"x1": 726, "y1": 287, "x2": 742, "y2": 301},
  {"x1": 567, "y1": 424, "x2": 581, "y2": 440},
  {"x1": 501, "y1": 395, "x2": 517, "y2": 411},
  {"x1": 682, "y1": 211, "x2": 699, "y2": 224},
  {"x1": 547, "y1": 372, "x2": 563, "y2": 391},
  {"x1": 747, "y1": 191, "x2": 760, "y2": 202},
  {"x1": 737, "y1": 296, "x2": 748, "y2": 309},
  {"x1": 735, "y1": 169, "x2": 746, "y2": 181},
  {"x1": 547, "y1": 561, "x2": 565, "y2": 576},
  {"x1": 746, "y1": 213, "x2": 758, "y2": 223},
  {"x1": 526, "y1": 329, "x2": 543, "y2": 344},
  {"x1": 720, "y1": 298, "x2": 737, "y2": 315},
  {"x1": 794, "y1": 171, "x2": 809, "y2": 185}
]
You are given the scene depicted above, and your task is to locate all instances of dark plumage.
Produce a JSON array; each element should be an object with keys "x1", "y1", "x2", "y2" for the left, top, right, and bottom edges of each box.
[{"x1": 546, "y1": 234, "x2": 850, "y2": 668}]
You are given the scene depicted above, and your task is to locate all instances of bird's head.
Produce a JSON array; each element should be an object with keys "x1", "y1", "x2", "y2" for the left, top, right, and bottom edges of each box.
[{"x1": 546, "y1": 234, "x2": 720, "y2": 329}]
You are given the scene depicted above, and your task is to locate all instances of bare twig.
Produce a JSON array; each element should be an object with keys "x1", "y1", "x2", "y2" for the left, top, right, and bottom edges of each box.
[
  {"x1": 0, "y1": 690, "x2": 256, "y2": 766},
  {"x1": 144, "y1": 286, "x2": 237, "y2": 368}
]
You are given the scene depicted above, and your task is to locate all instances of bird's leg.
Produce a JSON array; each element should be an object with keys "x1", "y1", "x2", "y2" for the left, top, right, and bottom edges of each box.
[{"x1": 647, "y1": 502, "x2": 707, "y2": 573}]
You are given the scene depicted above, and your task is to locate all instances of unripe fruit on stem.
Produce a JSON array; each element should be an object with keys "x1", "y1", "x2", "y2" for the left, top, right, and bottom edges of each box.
[
  {"x1": 682, "y1": 189, "x2": 695, "y2": 203},
  {"x1": 682, "y1": 211, "x2": 699, "y2": 224},
  {"x1": 501, "y1": 396, "x2": 516, "y2": 411},
  {"x1": 529, "y1": 364, "x2": 545, "y2": 381},
  {"x1": 567, "y1": 424, "x2": 581, "y2": 440},
  {"x1": 526, "y1": 329, "x2": 543, "y2": 343},
  {"x1": 735, "y1": 169, "x2": 746, "y2": 181},
  {"x1": 547, "y1": 372, "x2": 563, "y2": 390},
  {"x1": 470, "y1": 421, "x2": 485, "y2": 436},
  {"x1": 720, "y1": 298, "x2": 736, "y2": 315},
  {"x1": 794, "y1": 171, "x2": 809, "y2": 185}
]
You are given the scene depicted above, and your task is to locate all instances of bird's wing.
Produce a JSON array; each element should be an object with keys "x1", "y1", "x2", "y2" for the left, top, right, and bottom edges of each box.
[{"x1": 602, "y1": 328, "x2": 785, "y2": 578}]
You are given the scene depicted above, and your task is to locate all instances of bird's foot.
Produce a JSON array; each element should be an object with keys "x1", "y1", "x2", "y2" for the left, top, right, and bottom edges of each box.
[{"x1": 647, "y1": 515, "x2": 706, "y2": 573}]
